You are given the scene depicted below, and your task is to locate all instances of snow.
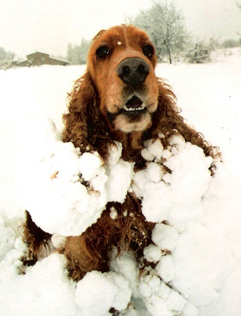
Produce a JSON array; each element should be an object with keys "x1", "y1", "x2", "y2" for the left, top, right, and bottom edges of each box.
[
  {"x1": 152, "y1": 223, "x2": 179, "y2": 251},
  {"x1": 156, "y1": 254, "x2": 175, "y2": 283},
  {"x1": 141, "y1": 138, "x2": 164, "y2": 161},
  {"x1": 75, "y1": 271, "x2": 132, "y2": 315},
  {"x1": 17, "y1": 117, "x2": 134, "y2": 236},
  {"x1": 1, "y1": 50, "x2": 241, "y2": 316},
  {"x1": 143, "y1": 244, "x2": 162, "y2": 263},
  {"x1": 133, "y1": 137, "x2": 213, "y2": 224}
]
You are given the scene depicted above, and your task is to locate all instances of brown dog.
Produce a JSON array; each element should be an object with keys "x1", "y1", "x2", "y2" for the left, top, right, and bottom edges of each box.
[{"x1": 22, "y1": 25, "x2": 218, "y2": 281}]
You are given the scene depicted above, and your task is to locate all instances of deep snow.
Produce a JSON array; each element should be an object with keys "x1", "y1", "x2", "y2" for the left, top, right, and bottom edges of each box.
[{"x1": 0, "y1": 48, "x2": 241, "y2": 316}]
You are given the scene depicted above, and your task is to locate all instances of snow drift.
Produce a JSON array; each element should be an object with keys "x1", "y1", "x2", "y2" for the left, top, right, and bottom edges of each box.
[{"x1": 1, "y1": 51, "x2": 241, "y2": 316}]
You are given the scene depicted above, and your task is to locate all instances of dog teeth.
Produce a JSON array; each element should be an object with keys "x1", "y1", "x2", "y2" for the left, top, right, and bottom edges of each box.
[{"x1": 123, "y1": 105, "x2": 145, "y2": 111}]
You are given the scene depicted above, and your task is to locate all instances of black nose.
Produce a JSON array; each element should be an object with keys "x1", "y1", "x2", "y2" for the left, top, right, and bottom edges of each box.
[{"x1": 117, "y1": 57, "x2": 150, "y2": 86}]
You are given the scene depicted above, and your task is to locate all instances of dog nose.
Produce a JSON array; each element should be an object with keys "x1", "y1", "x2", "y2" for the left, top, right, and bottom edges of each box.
[{"x1": 117, "y1": 57, "x2": 150, "y2": 86}]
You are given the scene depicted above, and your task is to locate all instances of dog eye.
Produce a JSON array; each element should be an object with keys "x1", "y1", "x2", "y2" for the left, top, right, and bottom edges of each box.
[
  {"x1": 96, "y1": 45, "x2": 111, "y2": 59},
  {"x1": 142, "y1": 45, "x2": 154, "y2": 59}
]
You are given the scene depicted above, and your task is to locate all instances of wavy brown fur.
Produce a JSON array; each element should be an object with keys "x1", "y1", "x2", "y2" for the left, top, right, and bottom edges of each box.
[
  {"x1": 63, "y1": 72, "x2": 115, "y2": 161},
  {"x1": 22, "y1": 25, "x2": 220, "y2": 282},
  {"x1": 64, "y1": 194, "x2": 154, "y2": 281}
]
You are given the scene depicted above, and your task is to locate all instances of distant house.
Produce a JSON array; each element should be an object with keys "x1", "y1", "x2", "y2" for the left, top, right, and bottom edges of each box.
[{"x1": 17, "y1": 51, "x2": 69, "y2": 67}]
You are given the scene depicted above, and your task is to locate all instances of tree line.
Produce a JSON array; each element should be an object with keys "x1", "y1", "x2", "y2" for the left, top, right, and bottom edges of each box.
[
  {"x1": 67, "y1": 1, "x2": 191, "y2": 65},
  {"x1": 66, "y1": 0, "x2": 241, "y2": 65},
  {"x1": 1, "y1": 0, "x2": 241, "y2": 66}
]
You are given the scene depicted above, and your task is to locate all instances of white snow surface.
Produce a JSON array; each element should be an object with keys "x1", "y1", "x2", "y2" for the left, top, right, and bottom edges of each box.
[
  {"x1": 0, "y1": 51, "x2": 241, "y2": 316},
  {"x1": 18, "y1": 117, "x2": 133, "y2": 236}
]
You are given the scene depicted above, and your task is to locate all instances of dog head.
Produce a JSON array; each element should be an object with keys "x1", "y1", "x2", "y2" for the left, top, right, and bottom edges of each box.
[{"x1": 87, "y1": 25, "x2": 159, "y2": 133}]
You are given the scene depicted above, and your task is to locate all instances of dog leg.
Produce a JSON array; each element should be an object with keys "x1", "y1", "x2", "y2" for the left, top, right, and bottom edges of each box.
[
  {"x1": 21, "y1": 211, "x2": 52, "y2": 267},
  {"x1": 64, "y1": 234, "x2": 109, "y2": 281}
]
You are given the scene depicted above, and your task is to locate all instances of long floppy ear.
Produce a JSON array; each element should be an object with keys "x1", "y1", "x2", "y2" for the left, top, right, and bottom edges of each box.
[
  {"x1": 62, "y1": 71, "x2": 114, "y2": 159},
  {"x1": 62, "y1": 71, "x2": 96, "y2": 150},
  {"x1": 151, "y1": 79, "x2": 218, "y2": 159}
]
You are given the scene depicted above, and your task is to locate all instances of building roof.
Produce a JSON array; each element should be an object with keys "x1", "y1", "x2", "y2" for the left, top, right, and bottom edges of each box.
[{"x1": 27, "y1": 51, "x2": 50, "y2": 58}]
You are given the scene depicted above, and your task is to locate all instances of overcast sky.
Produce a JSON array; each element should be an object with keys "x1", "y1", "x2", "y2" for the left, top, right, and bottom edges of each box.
[{"x1": 1, "y1": 0, "x2": 241, "y2": 58}]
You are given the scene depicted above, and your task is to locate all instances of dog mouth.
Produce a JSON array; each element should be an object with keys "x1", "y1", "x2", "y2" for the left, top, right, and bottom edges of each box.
[
  {"x1": 121, "y1": 95, "x2": 147, "y2": 117},
  {"x1": 106, "y1": 95, "x2": 148, "y2": 126},
  {"x1": 123, "y1": 95, "x2": 145, "y2": 111}
]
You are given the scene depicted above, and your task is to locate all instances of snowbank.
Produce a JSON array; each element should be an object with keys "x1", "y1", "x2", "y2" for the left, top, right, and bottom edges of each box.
[{"x1": 0, "y1": 55, "x2": 241, "y2": 316}]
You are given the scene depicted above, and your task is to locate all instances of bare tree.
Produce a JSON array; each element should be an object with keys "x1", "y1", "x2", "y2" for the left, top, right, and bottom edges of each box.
[
  {"x1": 130, "y1": 1, "x2": 189, "y2": 63},
  {"x1": 0, "y1": 47, "x2": 16, "y2": 62}
]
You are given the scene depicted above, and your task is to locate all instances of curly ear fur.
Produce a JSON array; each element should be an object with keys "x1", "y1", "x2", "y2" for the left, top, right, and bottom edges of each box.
[
  {"x1": 62, "y1": 72, "x2": 94, "y2": 149},
  {"x1": 62, "y1": 71, "x2": 115, "y2": 160}
]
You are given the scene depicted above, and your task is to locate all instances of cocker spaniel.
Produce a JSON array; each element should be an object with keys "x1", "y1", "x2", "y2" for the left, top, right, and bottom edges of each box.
[{"x1": 22, "y1": 25, "x2": 219, "y2": 281}]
